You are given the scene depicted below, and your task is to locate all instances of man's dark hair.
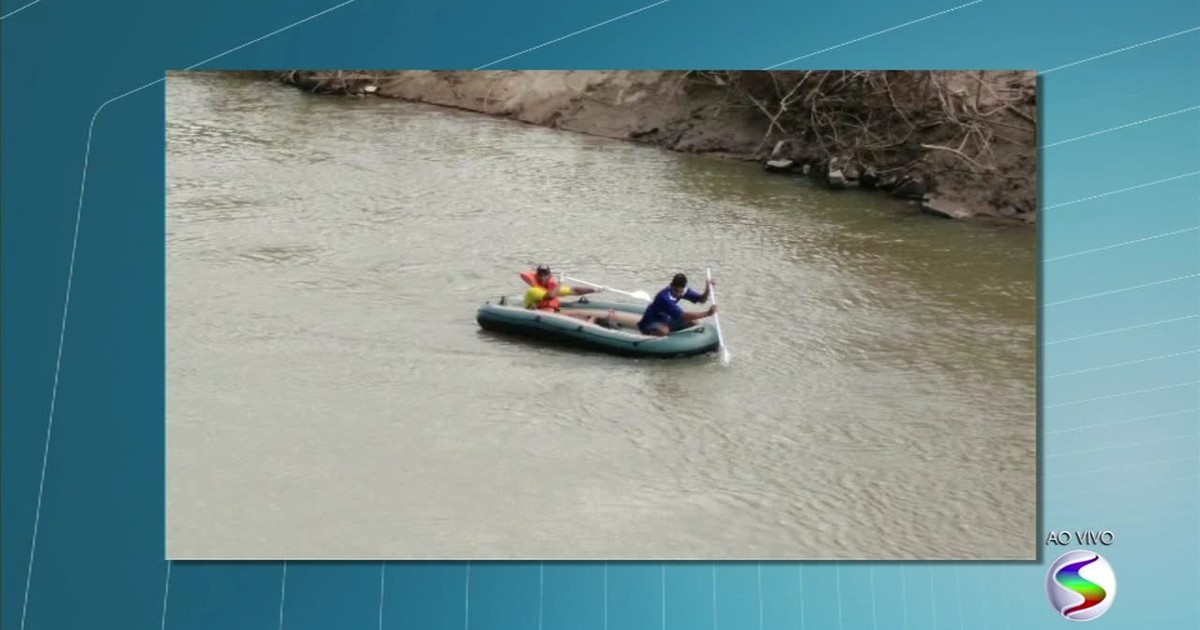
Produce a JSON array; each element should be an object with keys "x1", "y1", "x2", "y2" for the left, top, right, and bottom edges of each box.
[{"x1": 671, "y1": 273, "x2": 688, "y2": 288}]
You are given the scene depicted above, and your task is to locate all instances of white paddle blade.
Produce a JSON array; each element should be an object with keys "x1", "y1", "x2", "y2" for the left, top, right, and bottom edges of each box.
[
  {"x1": 705, "y1": 267, "x2": 729, "y2": 364},
  {"x1": 630, "y1": 290, "x2": 652, "y2": 302}
]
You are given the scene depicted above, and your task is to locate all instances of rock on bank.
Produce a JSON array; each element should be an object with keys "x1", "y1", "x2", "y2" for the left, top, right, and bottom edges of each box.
[{"x1": 274, "y1": 71, "x2": 1037, "y2": 226}]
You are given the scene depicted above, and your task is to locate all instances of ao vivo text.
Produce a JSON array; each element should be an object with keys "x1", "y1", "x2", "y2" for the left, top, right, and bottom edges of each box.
[{"x1": 1044, "y1": 530, "x2": 1115, "y2": 546}]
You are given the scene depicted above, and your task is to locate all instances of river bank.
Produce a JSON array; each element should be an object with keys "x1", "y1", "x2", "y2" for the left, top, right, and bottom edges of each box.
[{"x1": 272, "y1": 70, "x2": 1038, "y2": 226}]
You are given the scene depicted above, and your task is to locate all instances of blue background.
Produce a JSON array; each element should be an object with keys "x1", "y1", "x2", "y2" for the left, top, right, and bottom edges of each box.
[{"x1": 3, "y1": 0, "x2": 1198, "y2": 627}]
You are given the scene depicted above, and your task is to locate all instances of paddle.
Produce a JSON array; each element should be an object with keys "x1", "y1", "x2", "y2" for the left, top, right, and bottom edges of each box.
[
  {"x1": 706, "y1": 267, "x2": 730, "y2": 364},
  {"x1": 562, "y1": 275, "x2": 652, "y2": 302}
]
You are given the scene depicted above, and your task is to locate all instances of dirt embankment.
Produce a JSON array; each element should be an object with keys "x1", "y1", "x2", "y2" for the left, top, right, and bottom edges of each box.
[{"x1": 274, "y1": 70, "x2": 1038, "y2": 225}]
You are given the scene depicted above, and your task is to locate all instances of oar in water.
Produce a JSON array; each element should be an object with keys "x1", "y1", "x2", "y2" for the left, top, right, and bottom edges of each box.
[
  {"x1": 562, "y1": 275, "x2": 652, "y2": 302},
  {"x1": 706, "y1": 267, "x2": 730, "y2": 364}
]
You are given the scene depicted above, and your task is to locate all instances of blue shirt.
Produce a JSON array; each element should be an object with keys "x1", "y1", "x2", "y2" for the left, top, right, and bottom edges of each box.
[{"x1": 639, "y1": 286, "x2": 704, "y2": 328}]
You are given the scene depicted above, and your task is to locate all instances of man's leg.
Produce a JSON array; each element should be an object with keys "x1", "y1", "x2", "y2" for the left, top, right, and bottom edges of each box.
[
  {"x1": 643, "y1": 322, "x2": 671, "y2": 336},
  {"x1": 670, "y1": 315, "x2": 695, "y2": 332}
]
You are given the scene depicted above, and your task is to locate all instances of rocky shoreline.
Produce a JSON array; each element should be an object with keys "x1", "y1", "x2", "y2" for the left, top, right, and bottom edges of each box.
[{"x1": 271, "y1": 70, "x2": 1038, "y2": 226}]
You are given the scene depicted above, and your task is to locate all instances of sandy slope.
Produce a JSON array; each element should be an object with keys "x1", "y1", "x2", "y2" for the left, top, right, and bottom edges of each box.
[{"x1": 276, "y1": 70, "x2": 1037, "y2": 225}]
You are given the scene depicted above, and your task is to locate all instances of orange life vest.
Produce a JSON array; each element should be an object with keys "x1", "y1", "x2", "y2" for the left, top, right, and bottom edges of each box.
[{"x1": 520, "y1": 271, "x2": 561, "y2": 310}]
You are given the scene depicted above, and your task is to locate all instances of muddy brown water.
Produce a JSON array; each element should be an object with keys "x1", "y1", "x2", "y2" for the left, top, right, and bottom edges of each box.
[{"x1": 166, "y1": 72, "x2": 1037, "y2": 560}]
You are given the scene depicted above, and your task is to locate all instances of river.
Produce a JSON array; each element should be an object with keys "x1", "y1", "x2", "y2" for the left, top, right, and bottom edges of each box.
[{"x1": 166, "y1": 72, "x2": 1037, "y2": 560}]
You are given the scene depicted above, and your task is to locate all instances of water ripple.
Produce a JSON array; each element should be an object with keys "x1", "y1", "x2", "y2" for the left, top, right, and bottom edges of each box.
[{"x1": 167, "y1": 73, "x2": 1037, "y2": 560}]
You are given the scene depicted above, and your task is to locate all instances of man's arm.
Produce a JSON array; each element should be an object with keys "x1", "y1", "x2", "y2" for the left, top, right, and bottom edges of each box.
[
  {"x1": 682, "y1": 305, "x2": 717, "y2": 322},
  {"x1": 684, "y1": 286, "x2": 710, "y2": 304}
]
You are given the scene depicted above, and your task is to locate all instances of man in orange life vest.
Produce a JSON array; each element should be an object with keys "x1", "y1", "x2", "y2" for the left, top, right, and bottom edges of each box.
[{"x1": 520, "y1": 264, "x2": 602, "y2": 311}]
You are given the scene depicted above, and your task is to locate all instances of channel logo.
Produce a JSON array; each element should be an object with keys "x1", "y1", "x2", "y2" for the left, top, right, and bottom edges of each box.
[{"x1": 1046, "y1": 550, "x2": 1117, "y2": 622}]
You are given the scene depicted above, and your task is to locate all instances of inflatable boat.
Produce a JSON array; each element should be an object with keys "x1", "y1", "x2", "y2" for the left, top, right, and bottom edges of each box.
[{"x1": 475, "y1": 296, "x2": 720, "y2": 358}]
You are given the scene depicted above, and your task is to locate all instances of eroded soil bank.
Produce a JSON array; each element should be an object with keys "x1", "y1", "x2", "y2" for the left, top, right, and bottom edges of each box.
[{"x1": 273, "y1": 70, "x2": 1038, "y2": 226}]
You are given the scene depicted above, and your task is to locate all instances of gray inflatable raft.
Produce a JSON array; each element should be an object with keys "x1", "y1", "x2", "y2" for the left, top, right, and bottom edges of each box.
[{"x1": 476, "y1": 296, "x2": 720, "y2": 358}]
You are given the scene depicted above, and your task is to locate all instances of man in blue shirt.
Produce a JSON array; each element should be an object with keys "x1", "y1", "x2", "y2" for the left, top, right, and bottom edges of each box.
[{"x1": 637, "y1": 273, "x2": 717, "y2": 336}]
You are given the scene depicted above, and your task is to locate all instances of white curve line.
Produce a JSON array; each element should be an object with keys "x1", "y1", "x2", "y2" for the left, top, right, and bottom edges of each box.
[
  {"x1": 928, "y1": 566, "x2": 937, "y2": 630},
  {"x1": 1045, "y1": 380, "x2": 1200, "y2": 409},
  {"x1": 1045, "y1": 314, "x2": 1199, "y2": 345},
  {"x1": 603, "y1": 563, "x2": 609, "y2": 630},
  {"x1": 16, "y1": 102, "x2": 93, "y2": 630},
  {"x1": 954, "y1": 567, "x2": 963, "y2": 630},
  {"x1": 1051, "y1": 462, "x2": 1200, "y2": 498},
  {"x1": 1041, "y1": 26, "x2": 1200, "y2": 74},
  {"x1": 1045, "y1": 407, "x2": 1199, "y2": 435},
  {"x1": 835, "y1": 566, "x2": 843, "y2": 629},
  {"x1": 473, "y1": 0, "x2": 671, "y2": 70},
  {"x1": 378, "y1": 564, "x2": 386, "y2": 630},
  {"x1": 1043, "y1": 226, "x2": 1200, "y2": 262},
  {"x1": 1044, "y1": 170, "x2": 1200, "y2": 209},
  {"x1": 798, "y1": 565, "x2": 806, "y2": 630},
  {"x1": 0, "y1": 0, "x2": 42, "y2": 20},
  {"x1": 1041, "y1": 273, "x2": 1200, "y2": 308},
  {"x1": 1122, "y1": 501, "x2": 1200, "y2": 530},
  {"x1": 1051, "y1": 486, "x2": 1197, "y2": 523},
  {"x1": 1003, "y1": 571, "x2": 1014, "y2": 630},
  {"x1": 757, "y1": 564, "x2": 764, "y2": 630},
  {"x1": 869, "y1": 568, "x2": 878, "y2": 630},
  {"x1": 763, "y1": 1, "x2": 983, "y2": 69},
  {"x1": 1046, "y1": 431, "x2": 1197, "y2": 458},
  {"x1": 1046, "y1": 348, "x2": 1200, "y2": 379},
  {"x1": 15, "y1": 3, "x2": 359, "y2": 630},
  {"x1": 1115, "y1": 513, "x2": 1200, "y2": 540},
  {"x1": 464, "y1": 562, "x2": 471, "y2": 630},
  {"x1": 977, "y1": 573, "x2": 988, "y2": 630},
  {"x1": 1045, "y1": 454, "x2": 1195, "y2": 479},
  {"x1": 899, "y1": 566, "x2": 908, "y2": 630},
  {"x1": 278, "y1": 562, "x2": 289, "y2": 630},
  {"x1": 160, "y1": 561, "x2": 173, "y2": 630},
  {"x1": 712, "y1": 565, "x2": 718, "y2": 630},
  {"x1": 1041, "y1": 105, "x2": 1200, "y2": 149},
  {"x1": 1047, "y1": 472, "x2": 1198, "y2": 502},
  {"x1": 539, "y1": 563, "x2": 544, "y2": 630},
  {"x1": 661, "y1": 564, "x2": 666, "y2": 630}
]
